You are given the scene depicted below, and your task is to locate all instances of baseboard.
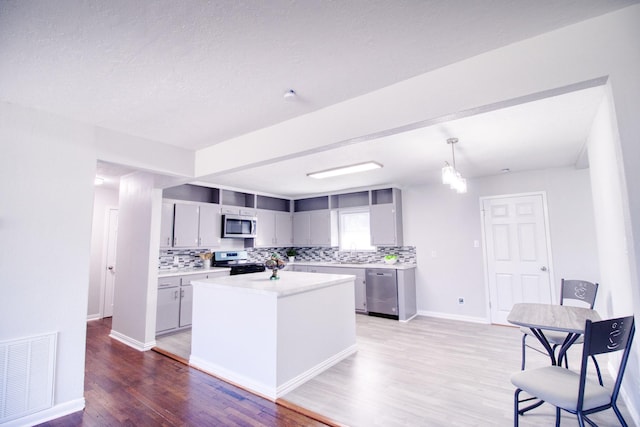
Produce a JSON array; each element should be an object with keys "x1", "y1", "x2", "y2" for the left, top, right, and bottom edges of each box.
[
  {"x1": 86, "y1": 313, "x2": 101, "y2": 321},
  {"x1": 276, "y1": 344, "x2": 358, "y2": 397},
  {"x1": 191, "y1": 344, "x2": 358, "y2": 400},
  {"x1": 417, "y1": 310, "x2": 490, "y2": 324},
  {"x1": 1, "y1": 398, "x2": 85, "y2": 427},
  {"x1": 109, "y1": 330, "x2": 156, "y2": 352}
]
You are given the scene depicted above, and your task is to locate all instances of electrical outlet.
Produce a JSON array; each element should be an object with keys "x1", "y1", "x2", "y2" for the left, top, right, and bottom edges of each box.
[{"x1": 458, "y1": 297, "x2": 465, "y2": 304}]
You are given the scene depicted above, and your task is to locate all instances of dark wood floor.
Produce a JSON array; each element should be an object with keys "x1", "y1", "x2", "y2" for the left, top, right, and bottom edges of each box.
[{"x1": 37, "y1": 318, "x2": 327, "y2": 427}]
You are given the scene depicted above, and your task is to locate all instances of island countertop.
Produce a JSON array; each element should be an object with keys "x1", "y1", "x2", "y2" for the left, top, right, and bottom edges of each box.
[
  {"x1": 158, "y1": 267, "x2": 231, "y2": 278},
  {"x1": 191, "y1": 270, "x2": 355, "y2": 297}
]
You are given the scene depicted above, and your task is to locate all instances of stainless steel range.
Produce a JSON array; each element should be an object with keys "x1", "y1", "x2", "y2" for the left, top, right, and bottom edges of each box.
[{"x1": 212, "y1": 250, "x2": 265, "y2": 275}]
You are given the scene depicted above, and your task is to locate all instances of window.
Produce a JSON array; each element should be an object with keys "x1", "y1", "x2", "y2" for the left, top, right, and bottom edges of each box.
[{"x1": 339, "y1": 208, "x2": 375, "y2": 251}]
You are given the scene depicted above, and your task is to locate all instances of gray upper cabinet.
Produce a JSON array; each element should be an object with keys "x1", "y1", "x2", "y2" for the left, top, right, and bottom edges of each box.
[
  {"x1": 198, "y1": 203, "x2": 222, "y2": 247},
  {"x1": 370, "y1": 188, "x2": 403, "y2": 246},
  {"x1": 160, "y1": 202, "x2": 175, "y2": 248},
  {"x1": 256, "y1": 210, "x2": 292, "y2": 247},
  {"x1": 293, "y1": 210, "x2": 336, "y2": 247},
  {"x1": 173, "y1": 203, "x2": 200, "y2": 247},
  {"x1": 172, "y1": 202, "x2": 222, "y2": 248}
]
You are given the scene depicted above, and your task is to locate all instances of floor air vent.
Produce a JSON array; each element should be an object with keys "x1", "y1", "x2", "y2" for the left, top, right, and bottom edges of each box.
[{"x1": 0, "y1": 332, "x2": 57, "y2": 423}]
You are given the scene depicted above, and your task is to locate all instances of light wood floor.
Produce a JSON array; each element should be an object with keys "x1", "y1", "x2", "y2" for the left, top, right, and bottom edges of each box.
[{"x1": 154, "y1": 315, "x2": 635, "y2": 426}]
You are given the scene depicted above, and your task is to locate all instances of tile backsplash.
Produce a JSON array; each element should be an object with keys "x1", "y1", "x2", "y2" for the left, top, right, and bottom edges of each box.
[{"x1": 159, "y1": 246, "x2": 416, "y2": 270}]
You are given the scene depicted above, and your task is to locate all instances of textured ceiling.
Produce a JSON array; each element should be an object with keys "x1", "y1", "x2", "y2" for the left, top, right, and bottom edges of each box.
[
  {"x1": 0, "y1": 0, "x2": 631, "y2": 149},
  {"x1": 1, "y1": 0, "x2": 635, "y2": 152}
]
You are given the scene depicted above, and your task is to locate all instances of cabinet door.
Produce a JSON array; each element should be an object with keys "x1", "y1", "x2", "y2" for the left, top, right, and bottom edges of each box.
[
  {"x1": 156, "y1": 286, "x2": 180, "y2": 333},
  {"x1": 353, "y1": 270, "x2": 367, "y2": 313},
  {"x1": 274, "y1": 212, "x2": 293, "y2": 247},
  {"x1": 255, "y1": 210, "x2": 276, "y2": 247},
  {"x1": 160, "y1": 202, "x2": 174, "y2": 248},
  {"x1": 310, "y1": 210, "x2": 331, "y2": 246},
  {"x1": 370, "y1": 204, "x2": 397, "y2": 246},
  {"x1": 173, "y1": 203, "x2": 199, "y2": 247},
  {"x1": 179, "y1": 285, "x2": 193, "y2": 327},
  {"x1": 293, "y1": 213, "x2": 310, "y2": 246},
  {"x1": 198, "y1": 204, "x2": 221, "y2": 247}
]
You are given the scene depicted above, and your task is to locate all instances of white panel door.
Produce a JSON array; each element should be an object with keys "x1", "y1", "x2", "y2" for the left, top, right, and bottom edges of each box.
[
  {"x1": 102, "y1": 208, "x2": 118, "y2": 318},
  {"x1": 483, "y1": 194, "x2": 552, "y2": 325}
]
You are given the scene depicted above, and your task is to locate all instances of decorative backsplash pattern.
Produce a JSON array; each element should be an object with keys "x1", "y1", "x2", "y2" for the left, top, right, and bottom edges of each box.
[
  {"x1": 159, "y1": 246, "x2": 416, "y2": 270},
  {"x1": 158, "y1": 249, "x2": 212, "y2": 270}
]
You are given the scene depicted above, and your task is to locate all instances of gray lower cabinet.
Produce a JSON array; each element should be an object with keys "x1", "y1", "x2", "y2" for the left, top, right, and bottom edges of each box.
[
  {"x1": 156, "y1": 271, "x2": 229, "y2": 335},
  {"x1": 156, "y1": 276, "x2": 181, "y2": 333},
  {"x1": 304, "y1": 265, "x2": 367, "y2": 313}
]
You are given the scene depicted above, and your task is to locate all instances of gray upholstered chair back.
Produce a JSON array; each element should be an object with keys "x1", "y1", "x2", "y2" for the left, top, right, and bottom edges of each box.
[{"x1": 560, "y1": 279, "x2": 598, "y2": 308}]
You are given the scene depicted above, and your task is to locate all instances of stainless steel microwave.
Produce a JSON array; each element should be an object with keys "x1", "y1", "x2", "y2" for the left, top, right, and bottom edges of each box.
[{"x1": 222, "y1": 214, "x2": 257, "y2": 238}]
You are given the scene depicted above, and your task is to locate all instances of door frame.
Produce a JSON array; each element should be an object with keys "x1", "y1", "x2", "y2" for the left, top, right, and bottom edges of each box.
[
  {"x1": 479, "y1": 191, "x2": 556, "y2": 324},
  {"x1": 99, "y1": 206, "x2": 119, "y2": 318}
]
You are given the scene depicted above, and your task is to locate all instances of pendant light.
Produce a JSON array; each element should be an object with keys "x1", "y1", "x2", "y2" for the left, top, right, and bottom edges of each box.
[{"x1": 441, "y1": 138, "x2": 467, "y2": 194}]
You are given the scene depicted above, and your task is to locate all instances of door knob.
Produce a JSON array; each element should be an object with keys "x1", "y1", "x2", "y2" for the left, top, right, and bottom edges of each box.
[
  {"x1": 108, "y1": 266, "x2": 114, "y2": 270},
  {"x1": 540, "y1": 266, "x2": 548, "y2": 271}
]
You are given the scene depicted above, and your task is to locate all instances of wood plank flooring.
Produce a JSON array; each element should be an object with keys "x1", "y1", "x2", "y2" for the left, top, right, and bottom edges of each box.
[
  {"x1": 40, "y1": 315, "x2": 635, "y2": 426},
  {"x1": 155, "y1": 314, "x2": 635, "y2": 426},
  {"x1": 36, "y1": 319, "x2": 326, "y2": 427}
]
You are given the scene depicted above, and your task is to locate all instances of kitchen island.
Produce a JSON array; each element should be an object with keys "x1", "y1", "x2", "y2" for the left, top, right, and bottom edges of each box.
[{"x1": 190, "y1": 271, "x2": 357, "y2": 400}]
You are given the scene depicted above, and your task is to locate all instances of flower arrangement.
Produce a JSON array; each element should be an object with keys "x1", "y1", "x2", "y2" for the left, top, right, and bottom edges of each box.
[
  {"x1": 199, "y1": 252, "x2": 213, "y2": 268},
  {"x1": 265, "y1": 253, "x2": 286, "y2": 280},
  {"x1": 286, "y1": 248, "x2": 298, "y2": 258},
  {"x1": 198, "y1": 252, "x2": 213, "y2": 261}
]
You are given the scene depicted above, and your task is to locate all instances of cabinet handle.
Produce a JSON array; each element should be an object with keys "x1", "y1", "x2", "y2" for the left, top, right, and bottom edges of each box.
[
  {"x1": 174, "y1": 290, "x2": 179, "y2": 300},
  {"x1": 198, "y1": 237, "x2": 202, "y2": 245},
  {"x1": 167, "y1": 237, "x2": 170, "y2": 245},
  {"x1": 174, "y1": 237, "x2": 177, "y2": 246},
  {"x1": 180, "y1": 289, "x2": 184, "y2": 298}
]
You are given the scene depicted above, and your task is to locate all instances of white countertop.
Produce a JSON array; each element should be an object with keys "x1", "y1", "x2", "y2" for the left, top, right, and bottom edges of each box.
[
  {"x1": 191, "y1": 270, "x2": 355, "y2": 297},
  {"x1": 158, "y1": 267, "x2": 231, "y2": 278},
  {"x1": 290, "y1": 261, "x2": 416, "y2": 270}
]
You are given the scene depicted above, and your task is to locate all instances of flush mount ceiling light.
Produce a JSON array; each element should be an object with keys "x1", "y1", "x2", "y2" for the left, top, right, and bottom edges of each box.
[
  {"x1": 283, "y1": 89, "x2": 297, "y2": 101},
  {"x1": 441, "y1": 138, "x2": 467, "y2": 194},
  {"x1": 307, "y1": 161, "x2": 383, "y2": 179}
]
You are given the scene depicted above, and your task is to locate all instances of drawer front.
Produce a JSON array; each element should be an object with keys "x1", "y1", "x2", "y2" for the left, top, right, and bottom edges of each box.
[
  {"x1": 158, "y1": 276, "x2": 181, "y2": 288},
  {"x1": 182, "y1": 273, "x2": 209, "y2": 285}
]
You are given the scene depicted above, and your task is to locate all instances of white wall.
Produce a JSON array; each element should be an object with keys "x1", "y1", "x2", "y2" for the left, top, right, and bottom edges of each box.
[
  {"x1": 109, "y1": 173, "x2": 162, "y2": 350},
  {"x1": 587, "y1": 87, "x2": 639, "y2": 405},
  {"x1": 87, "y1": 186, "x2": 119, "y2": 319},
  {"x1": 0, "y1": 103, "x2": 95, "y2": 420},
  {"x1": 403, "y1": 167, "x2": 599, "y2": 321}
]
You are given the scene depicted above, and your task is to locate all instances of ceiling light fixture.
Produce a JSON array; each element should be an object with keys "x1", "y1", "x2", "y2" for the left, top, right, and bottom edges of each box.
[
  {"x1": 307, "y1": 161, "x2": 383, "y2": 179},
  {"x1": 283, "y1": 89, "x2": 297, "y2": 101},
  {"x1": 441, "y1": 138, "x2": 467, "y2": 194},
  {"x1": 94, "y1": 177, "x2": 105, "y2": 186}
]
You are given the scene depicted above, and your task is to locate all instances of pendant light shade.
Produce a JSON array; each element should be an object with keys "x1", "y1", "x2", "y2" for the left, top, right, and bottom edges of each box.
[{"x1": 442, "y1": 138, "x2": 467, "y2": 194}]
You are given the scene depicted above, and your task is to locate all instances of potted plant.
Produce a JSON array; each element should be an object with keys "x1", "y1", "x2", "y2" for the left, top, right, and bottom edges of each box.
[{"x1": 286, "y1": 248, "x2": 298, "y2": 263}]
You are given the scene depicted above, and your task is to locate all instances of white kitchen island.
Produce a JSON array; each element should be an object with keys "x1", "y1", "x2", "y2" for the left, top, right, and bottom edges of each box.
[{"x1": 190, "y1": 270, "x2": 357, "y2": 400}]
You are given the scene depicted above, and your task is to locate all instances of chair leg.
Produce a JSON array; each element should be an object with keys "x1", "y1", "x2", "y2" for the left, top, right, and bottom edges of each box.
[
  {"x1": 591, "y1": 355, "x2": 603, "y2": 386},
  {"x1": 555, "y1": 407, "x2": 561, "y2": 427},
  {"x1": 577, "y1": 412, "x2": 585, "y2": 427},
  {"x1": 514, "y1": 388, "x2": 521, "y2": 427},
  {"x1": 521, "y1": 334, "x2": 527, "y2": 370},
  {"x1": 612, "y1": 403, "x2": 628, "y2": 427}
]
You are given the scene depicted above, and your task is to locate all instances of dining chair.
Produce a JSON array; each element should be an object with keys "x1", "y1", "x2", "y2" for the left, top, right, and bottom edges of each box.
[
  {"x1": 520, "y1": 279, "x2": 599, "y2": 375},
  {"x1": 512, "y1": 315, "x2": 635, "y2": 427}
]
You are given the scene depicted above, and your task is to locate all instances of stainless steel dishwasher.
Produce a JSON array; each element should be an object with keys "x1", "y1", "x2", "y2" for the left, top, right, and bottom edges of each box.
[{"x1": 366, "y1": 268, "x2": 398, "y2": 319}]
